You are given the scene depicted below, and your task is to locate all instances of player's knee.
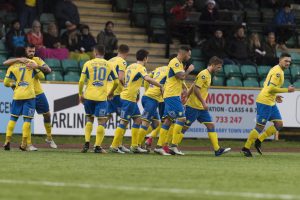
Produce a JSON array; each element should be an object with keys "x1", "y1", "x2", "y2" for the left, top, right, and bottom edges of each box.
[
  {"x1": 43, "y1": 112, "x2": 51, "y2": 123},
  {"x1": 177, "y1": 117, "x2": 186, "y2": 123},
  {"x1": 163, "y1": 118, "x2": 172, "y2": 126},
  {"x1": 10, "y1": 116, "x2": 18, "y2": 121},
  {"x1": 274, "y1": 121, "x2": 283, "y2": 130},
  {"x1": 141, "y1": 120, "x2": 150, "y2": 127},
  {"x1": 97, "y1": 118, "x2": 107, "y2": 127},
  {"x1": 255, "y1": 124, "x2": 264, "y2": 133},
  {"x1": 87, "y1": 116, "x2": 94, "y2": 123},
  {"x1": 133, "y1": 117, "x2": 141, "y2": 125},
  {"x1": 205, "y1": 123, "x2": 215, "y2": 130}
]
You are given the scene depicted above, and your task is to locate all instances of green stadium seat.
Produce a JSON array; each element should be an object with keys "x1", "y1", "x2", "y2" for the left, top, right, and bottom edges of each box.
[
  {"x1": 46, "y1": 71, "x2": 63, "y2": 81},
  {"x1": 131, "y1": 2, "x2": 148, "y2": 27},
  {"x1": 226, "y1": 77, "x2": 243, "y2": 87},
  {"x1": 79, "y1": 60, "x2": 89, "y2": 69},
  {"x1": 224, "y1": 64, "x2": 241, "y2": 78},
  {"x1": 293, "y1": 81, "x2": 300, "y2": 88},
  {"x1": 259, "y1": 79, "x2": 265, "y2": 87},
  {"x1": 40, "y1": 13, "x2": 55, "y2": 24},
  {"x1": 257, "y1": 66, "x2": 271, "y2": 79},
  {"x1": 240, "y1": 65, "x2": 257, "y2": 78},
  {"x1": 0, "y1": 40, "x2": 8, "y2": 56},
  {"x1": 0, "y1": 69, "x2": 6, "y2": 80},
  {"x1": 192, "y1": 60, "x2": 205, "y2": 74},
  {"x1": 113, "y1": 0, "x2": 130, "y2": 12},
  {"x1": 282, "y1": 79, "x2": 291, "y2": 88},
  {"x1": 148, "y1": 0, "x2": 164, "y2": 14},
  {"x1": 165, "y1": 0, "x2": 179, "y2": 15},
  {"x1": 246, "y1": 10, "x2": 261, "y2": 23},
  {"x1": 212, "y1": 76, "x2": 224, "y2": 86},
  {"x1": 284, "y1": 68, "x2": 292, "y2": 82},
  {"x1": 286, "y1": 36, "x2": 297, "y2": 48},
  {"x1": 290, "y1": 52, "x2": 300, "y2": 64},
  {"x1": 61, "y1": 59, "x2": 79, "y2": 72},
  {"x1": 64, "y1": 72, "x2": 80, "y2": 82},
  {"x1": 243, "y1": 78, "x2": 259, "y2": 87},
  {"x1": 44, "y1": 58, "x2": 62, "y2": 71},
  {"x1": 291, "y1": 66, "x2": 300, "y2": 81},
  {"x1": 191, "y1": 48, "x2": 202, "y2": 60},
  {"x1": 4, "y1": 12, "x2": 17, "y2": 24},
  {"x1": 261, "y1": 8, "x2": 274, "y2": 23}
]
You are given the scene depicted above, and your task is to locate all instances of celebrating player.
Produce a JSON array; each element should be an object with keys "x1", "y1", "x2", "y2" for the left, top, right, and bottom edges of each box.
[
  {"x1": 241, "y1": 53, "x2": 295, "y2": 157},
  {"x1": 79, "y1": 45, "x2": 118, "y2": 153}
]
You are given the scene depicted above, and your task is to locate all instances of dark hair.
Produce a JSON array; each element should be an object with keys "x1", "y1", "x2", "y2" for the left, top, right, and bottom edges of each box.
[
  {"x1": 284, "y1": 3, "x2": 291, "y2": 8},
  {"x1": 136, "y1": 49, "x2": 149, "y2": 61},
  {"x1": 105, "y1": 21, "x2": 114, "y2": 28},
  {"x1": 25, "y1": 43, "x2": 35, "y2": 48},
  {"x1": 15, "y1": 47, "x2": 26, "y2": 57},
  {"x1": 94, "y1": 44, "x2": 105, "y2": 56},
  {"x1": 79, "y1": 24, "x2": 89, "y2": 32},
  {"x1": 208, "y1": 56, "x2": 223, "y2": 65},
  {"x1": 11, "y1": 20, "x2": 20, "y2": 26},
  {"x1": 280, "y1": 52, "x2": 291, "y2": 59},
  {"x1": 179, "y1": 46, "x2": 191, "y2": 52},
  {"x1": 235, "y1": 25, "x2": 245, "y2": 33},
  {"x1": 118, "y1": 44, "x2": 129, "y2": 54},
  {"x1": 169, "y1": 54, "x2": 177, "y2": 61}
]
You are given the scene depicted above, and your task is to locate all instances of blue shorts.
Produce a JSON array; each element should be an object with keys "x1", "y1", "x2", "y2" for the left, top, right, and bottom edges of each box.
[
  {"x1": 11, "y1": 98, "x2": 36, "y2": 118},
  {"x1": 120, "y1": 99, "x2": 141, "y2": 121},
  {"x1": 163, "y1": 96, "x2": 185, "y2": 119},
  {"x1": 158, "y1": 102, "x2": 165, "y2": 119},
  {"x1": 256, "y1": 103, "x2": 282, "y2": 125},
  {"x1": 84, "y1": 99, "x2": 108, "y2": 118},
  {"x1": 35, "y1": 93, "x2": 50, "y2": 114},
  {"x1": 141, "y1": 96, "x2": 160, "y2": 122},
  {"x1": 107, "y1": 95, "x2": 121, "y2": 115},
  {"x1": 185, "y1": 106, "x2": 213, "y2": 127}
]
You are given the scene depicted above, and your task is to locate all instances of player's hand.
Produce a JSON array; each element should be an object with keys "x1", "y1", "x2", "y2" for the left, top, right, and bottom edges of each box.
[
  {"x1": 18, "y1": 57, "x2": 29, "y2": 64},
  {"x1": 202, "y1": 103, "x2": 208, "y2": 110},
  {"x1": 275, "y1": 95, "x2": 283, "y2": 103},
  {"x1": 186, "y1": 64, "x2": 194, "y2": 74},
  {"x1": 26, "y1": 61, "x2": 38, "y2": 70},
  {"x1": 159, "y1": 85, "x2": 164, "y2": 96},
  {"x1": 107, "y1": 93, "x2": 114, "y2": 100},
  {"x1": 79, "y1": 95, "x2": 84, "y2": 104},
  {"x1": 288, "y1": 85, "x2": 295, "y2": 93}
]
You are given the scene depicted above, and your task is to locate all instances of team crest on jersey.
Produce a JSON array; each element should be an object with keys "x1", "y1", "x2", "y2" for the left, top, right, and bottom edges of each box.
[
  {"x1": 276, "y1": 73, "x2": 280, "y2": 78},
  {"x1": 123, "y1": 61, "x2": 127, "y2": 66},
  {"x1": 175, "y1": 63, "x2": 179, "y2": 67},
  {"x1": 179, "y1": 112, "x2": 183, "y2": 116},
  {"x1": 202, "y1": 75, "x2": 206, "y2": 79},
  {"x1": 168, "y1": 111, "x2": 176, "y2": 118}
]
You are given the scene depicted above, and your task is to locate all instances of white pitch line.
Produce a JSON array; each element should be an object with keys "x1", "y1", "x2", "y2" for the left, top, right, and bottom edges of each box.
[{"x1": 0, "y1": 179, "x2": 299, "y2": 200}]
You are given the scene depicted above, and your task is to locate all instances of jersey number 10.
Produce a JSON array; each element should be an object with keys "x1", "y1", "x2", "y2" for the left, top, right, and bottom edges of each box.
[{"x1": 93, "y1": 67, "x2": 107, "y2": 81}]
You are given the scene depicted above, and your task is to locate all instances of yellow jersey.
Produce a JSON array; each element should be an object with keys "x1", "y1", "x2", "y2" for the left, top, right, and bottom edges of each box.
[
  {"x1": 107, "y1": 56, "x2": 127, "y2": 96},
  {"x1": 26, "y1": 0, "x2": 36, "y2": 7},
  {"x1": 145, "y1": 66, "x2": 168, "y2": 102},
  {"x1": 80, "y1": 58, "x2": 118, "y2": 101},
  {"x1": 256, "y1": 65, "x2": 287, "y2": 106},
  {"x1": 32, "y1": 57, "x2": 46, "y2": 95},
  {"x1": 121, "y1": 63, "x2": 148, "y2": 102},
  {"x1": 5, "y1": 62, "x2": 40, "y2": 100},
  {"x1": 186, "y1": 69, "x2": 211, "y2": 110},
  {"x1": 163, "y1": 57, "x2": 185, "y2": 98}
]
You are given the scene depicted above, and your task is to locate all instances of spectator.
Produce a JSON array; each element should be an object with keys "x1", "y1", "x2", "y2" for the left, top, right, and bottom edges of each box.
[
  {"x1": 199, "y1": 0, "x2": 219, "y2": 39},
  {"x1": 55, "y1": 0, "x2": 80, "y2": 29},
  {"x1": 97, "y1": 21, "x2": 118, "y2": 60},
  {"x1": 5, "y1": 20, "x2": 27, "y2": 56},
  {"x1": 78, "y1": 25, "x2": 96, "y2": 53},
  {"x1": 227, "y1": 26, "x2": 254, "y2": 65},
  {"x1": 248, "y1": 33, "x2": 265, "y2": 65},
  {"x1": 18, "y1": 0, "x2": 43, "y2": 29},
  {"x1": 274, "y1": 3, "x2": 296, "y2": 50},
  {"x1": 202, "y1": 29, "x2": 234, "y2": 64},
  {"x1": 40, "y1": 22, "x2": 69, "y2": 60},
  {"x1": 26, "y1": 20, "x2": 43, "y2": 49},
  {"x1": 262, "y1": 32, "x2": 278, "y2": 66},
  {"x1": 169, "y1": 0, "x2": 196, "y2": 46}
]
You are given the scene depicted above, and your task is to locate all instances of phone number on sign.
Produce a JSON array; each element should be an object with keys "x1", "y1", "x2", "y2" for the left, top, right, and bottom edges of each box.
[{"x1": 215, "y1": 116, "x2": 242, "y2": 124}]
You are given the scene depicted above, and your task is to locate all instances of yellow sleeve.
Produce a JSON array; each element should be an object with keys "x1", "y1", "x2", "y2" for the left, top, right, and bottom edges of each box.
[
  {"x1": 79, "y1": 64, "x2": 88, "y2": 96},
  {"x1": 4, "y1": 68, "x2": 15, "y2": 87},
  {"x1": 195, "y1": 73, "x2": 206, "y2": 88},
  {"x1": 170, "y1": 60, "x2": 184, "y2": 74},
  {"x1": 118, "y1": 59, "x2": 127, "y2": 72},
  {"x1": 140, "y1": 66, "x2": 148, "y2": 78},
  {"x1": 267, "y1": 72, "x2": 282, "y2": 87},
  {"x1": 144, "y1": 71, "x2": 153, "y2": 90},
  {"x1": 33, "y1": 57, "x2": 45, "y2": 67},
  {"x1": 109, "y1": 63, "x2": 118, "y2": 80},
  {"x1": 34, "y1": 69, "x2": 45, "y2": 80},
  {"x1": 268, "y1": 85, "x2": 289, "y2": 93}
]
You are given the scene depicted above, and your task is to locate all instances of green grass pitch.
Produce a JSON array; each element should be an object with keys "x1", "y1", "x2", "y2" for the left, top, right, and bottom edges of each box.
[{"x1": 0, "y1": 137, "x2": 300, "y2": 200}]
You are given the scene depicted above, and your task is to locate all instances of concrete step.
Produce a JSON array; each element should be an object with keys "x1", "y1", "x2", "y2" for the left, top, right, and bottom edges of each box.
[
  {"x1": 79, "y1": 10, "x2": 129, "y2": 18},
  {"x1": 73, "y1": 1, "x2": 111, "y2": 10},
  {"x1": 89, "y1": 26, "x2": 145, "y2": 34},
  {"x1": 81, "y1": 17, "x2": 130, "y2": 26},
  {"x1": 90, "y1": 31, "x2": 148, "y2": 41}
]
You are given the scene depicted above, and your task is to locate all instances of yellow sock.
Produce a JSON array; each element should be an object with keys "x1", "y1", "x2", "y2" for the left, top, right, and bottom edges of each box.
[
  {"x1": 258, "y1": 125, "x2": 277, "y2": 142},
  {"x1": 22, "y1": 122, "x2": 31, "y2": 147},
  {"x1": 208, "y1": 132, "x2": 220, "y2": 151},
  {"x1": 138, "y1": 125, "x2": 148, "y2": 145},
  {"x1": 150, "y1": 123, "x2": 161, "y2": 138},
  {"x1": 171, "y1": 122, "x2": 184, "y2": 146},
  {"x1": 131, "y1": 124, "x2": 140, "y2": 147},
  {"x1": 166, "y1": 124, "x2": 174, "y2": 144},
  {"x1": 95, "y1": 125, "x2": 105, "y2": 146},
  {"x1": 5, "y1": 120, "x2": 16, "y2": 144},
  {"x1": 27, "y1": 131, "x2": 32, "y2": 145},
  {"x1": 84, "y1": 121, "x2": 93, "y2": 142},
  {"x1": 111, "y1": 125, "x2": 126, "y2": 148},
  {"x1": 44, "y1": 122, "x2": 52, "y2": 140},
  {"x1": 157, "y1": 124, "x2": 169, "y2": 147},
  {"x1": 244, "y1": 129, "x2": 259, "y2": 149}
]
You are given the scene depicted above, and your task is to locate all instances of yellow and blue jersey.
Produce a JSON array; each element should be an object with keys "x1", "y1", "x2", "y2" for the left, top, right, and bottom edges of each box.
[
  {"x1": 186, "y1": 69, "x2": 211, "y2": 110},
  {"x1": 145, "y1": 66, "x2": 168, "y2": 102},
  {"x1": 256, "y1": 65, "x2": 285, "y2": 106},
  {"x1": 32, "y1": 57, "x2": 46, "y2": 95},
  {"x1": 163, "y1": 57, "x2": 185, "y2": 98},
  {"x1": 80, "y1": 58, "x2": 118, "y2": 101},
  {"x1": 121, "y1": 63, "x2": 148, "y2": 102},
  {"x1": 5, "y1": 62, "x2": 39, "y2": 100},
  {"x1": 107, "y1": 56, "x2": 127, "y2": 95}
]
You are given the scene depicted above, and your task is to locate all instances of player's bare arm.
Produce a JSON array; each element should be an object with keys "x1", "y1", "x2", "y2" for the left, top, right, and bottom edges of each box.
[
  {"x1": 108, "y1": 78, "x2": 118, "y2": 100},
  {"x1": 118, "y1": 70, "x2": 125, "y2": 86},
  {"x1": 175, "y1": 64, "x2": 195, "y2": 80},
  {"x1": 194, "y1": 85, "x2": 208, "y2": 110},
  {"x1": 144, "y1": 75, "x2": 164, "y2": 95}
]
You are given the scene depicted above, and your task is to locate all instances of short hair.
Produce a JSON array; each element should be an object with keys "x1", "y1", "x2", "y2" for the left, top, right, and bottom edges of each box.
[
  {"x1": 15, "y1": 47, "x2": 26, "y2": 57},
  {"x1": 169, "y1": 54, "x2": 177, "y2": 61},
  {"x1": 208, "y1": 56, "x2": 223, "y2": 66},
  {"x1": 25, "y1": 43, "x2": 35, "y2": 48},
  {"x1": 179, "y1": 46, "x2": 191, "y2": 52},
  {"x1": 136, "y1": 49, "x2": 149, "y2": 61},
  {"x1": 118, "y1": 44, "x2": 129, "y2": 54},
  {"x1": 94, "y1": 44, "x2": 105, "y2": 56},
  {"x1": 280, "y1": 52, "x2": 291, "y2": 59},
  {"x1": 105, "y1": 21, "x2": 114, "y2": 28}
]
